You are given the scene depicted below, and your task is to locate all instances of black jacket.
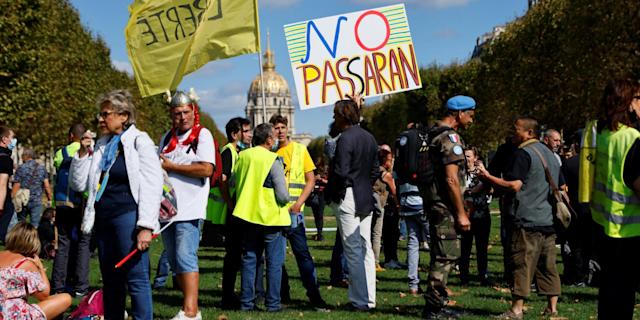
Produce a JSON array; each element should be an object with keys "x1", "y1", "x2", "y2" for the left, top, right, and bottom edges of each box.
[{"x1": 329, "y1": 125, "x2": 379, "y2": 216}]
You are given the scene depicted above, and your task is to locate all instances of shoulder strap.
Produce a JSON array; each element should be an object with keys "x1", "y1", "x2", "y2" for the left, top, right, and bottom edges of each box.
[
  {"x1": 529, "y1": 144, "x2": 559, "y2": 193},
  {"x1": 530, "y1": 144, "x2": 578, "y2": 217},
  {"x1": 13, "y1": 257, "x2": 29, "y2": 268},
  {"x1": 62, "y1": 146, "x2": 69, "y2": 159}
]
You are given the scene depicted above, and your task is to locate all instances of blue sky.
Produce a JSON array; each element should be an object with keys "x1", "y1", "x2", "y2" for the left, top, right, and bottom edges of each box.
[{"x1": 69, "y1": 0, "x2": 527, "y2": 137}]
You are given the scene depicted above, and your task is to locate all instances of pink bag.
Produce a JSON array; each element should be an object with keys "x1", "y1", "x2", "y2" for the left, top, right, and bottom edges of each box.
[{"x1": 69, "y1": 290, "x2": 104, "y2": 319}]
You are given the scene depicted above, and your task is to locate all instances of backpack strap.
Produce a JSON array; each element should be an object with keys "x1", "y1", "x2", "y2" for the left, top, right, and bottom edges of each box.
[{"x1": 61, "y1": 146, "x2": 69, "y2": 160}]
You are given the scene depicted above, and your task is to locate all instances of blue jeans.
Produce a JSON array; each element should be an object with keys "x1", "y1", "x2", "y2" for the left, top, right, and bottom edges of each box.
[
  {"x1": 153, "y1": 249, "x2": 174, "y2": 288},
  {"x1": 10, "y1": 202, "x2": 42, "y2": 229},
  {"x1": 405, "y1": 215, "x2": 428, "y2": 290},
  {"x1": 281, "y1": 214, "x2": 322, "y2": 302},
  {"x1": 96, "y1": 211, "x2": 152, "y2": 320},
  {"x1": 330, "y1": 228, "x2": 349, "y2": 283},
  {"x1": 239, "y1": 222, "x2": 285, "y2": 312},
  {"x1": 162, "y1": 220, "x2": 201, "y2": 274}
]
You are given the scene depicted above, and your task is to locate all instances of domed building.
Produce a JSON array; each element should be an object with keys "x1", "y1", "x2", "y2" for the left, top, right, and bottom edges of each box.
[
  {"x1": 245, "y1": 38, "x2": 311, "y2": 145},
  {"x1": 246, "y1": 40, "x2": 296, "y2": 132}
]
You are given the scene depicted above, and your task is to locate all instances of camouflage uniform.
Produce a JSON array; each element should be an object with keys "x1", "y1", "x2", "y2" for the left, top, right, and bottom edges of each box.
[{"x1": 420, "y1": 122, "x2": 467, "y2": 313}]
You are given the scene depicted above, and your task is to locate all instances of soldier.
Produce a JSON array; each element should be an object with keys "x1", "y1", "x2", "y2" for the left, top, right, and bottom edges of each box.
[{"x1": 421, "y1": 95, "x2": 475, "y2": 319}]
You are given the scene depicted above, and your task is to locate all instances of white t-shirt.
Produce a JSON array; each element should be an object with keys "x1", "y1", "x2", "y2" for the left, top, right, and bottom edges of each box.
[{"x1": 160, "y1": 128, "x2": 216, "y2": 221}]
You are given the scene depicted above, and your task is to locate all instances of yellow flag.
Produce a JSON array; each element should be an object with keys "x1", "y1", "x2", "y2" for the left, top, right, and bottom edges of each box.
[{"x1": 125, "y1": 0, "x2": 260, "y2": 97}]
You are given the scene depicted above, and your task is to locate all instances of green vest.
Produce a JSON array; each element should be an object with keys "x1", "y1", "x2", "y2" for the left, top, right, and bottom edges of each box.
[
  {"x1": 285, "y1": 142, "x2": 307, "y2": 211},
  {"x1": 232, "y1": 146, "x2": 290, "y2": 226},
  {"x1": 591, "y1": 125, "x2": 640, "y2": 238},
  {"x1": 206, "y1": 143, "x2": 238, "y2": 224}
]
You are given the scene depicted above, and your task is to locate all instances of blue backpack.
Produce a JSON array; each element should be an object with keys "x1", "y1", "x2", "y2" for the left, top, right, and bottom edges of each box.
[{"x1": 54, "y1": 147, "x2": 82, "y2": 208}]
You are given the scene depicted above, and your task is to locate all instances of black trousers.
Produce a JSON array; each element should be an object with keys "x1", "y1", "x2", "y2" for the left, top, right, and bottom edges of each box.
[
  {"x1": 0, "y1": 197, "x2": 14, "y2": 242},
  {"x1": 499, "y1": 196, "x2": 514, "y2": 286},
  {"x1": 459, "y1": 214, "x2": 491, "y2": 283},
  {"x1": 597, "y1": 229, "x2": 640, "y2": 320},
  {"x1": 221, "y1": 215, "x2": 243, "y2": 303},
  {"x1": 309, "y1": 192, "x2": 325, "y2": 235},
  {"x1": 382, "y1": 207, "x2": 400, "y2": 262}
]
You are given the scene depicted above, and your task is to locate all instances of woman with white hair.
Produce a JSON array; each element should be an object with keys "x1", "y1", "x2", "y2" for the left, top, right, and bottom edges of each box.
[{"x1": 70, "y1": 89, "x2": 163, "y2": 320}]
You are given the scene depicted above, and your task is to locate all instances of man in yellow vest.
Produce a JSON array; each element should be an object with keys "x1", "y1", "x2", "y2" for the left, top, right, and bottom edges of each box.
[
  {"x1": 586, "y1": 79, "x2": 640, "y2": 320},
  {"x1": 269, "y1": 115, "x2": 327, "y2": 308},
  {"x1": 209, "y1": 117, "x2": 252, "y2": 310},
  {"x1": 233, "y1": 123, "x2": 290, "y2": 312}
]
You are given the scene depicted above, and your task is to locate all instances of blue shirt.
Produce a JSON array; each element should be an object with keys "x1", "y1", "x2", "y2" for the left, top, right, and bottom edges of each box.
[{"x1": 14, "y1": 159, "x2": 47, "y2": 206}]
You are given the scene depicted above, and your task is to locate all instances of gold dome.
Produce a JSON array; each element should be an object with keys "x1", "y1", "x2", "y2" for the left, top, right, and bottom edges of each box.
[{"x1": 249, "y1": 39, "x2": 290, "y2": 96}]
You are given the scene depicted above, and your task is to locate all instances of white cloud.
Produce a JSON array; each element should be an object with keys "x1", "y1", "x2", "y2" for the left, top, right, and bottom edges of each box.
[
  {"x1": 112, "y1": 60, "x2": 133, "y2": 75},
  {"x1": 351, "y1": 0, "x2": 470, "y2": 8},
  {"x1": 196, "y1": 82, "x2": 248, "y2": 124},
  {"x1": 262, "y1": 0, "x2": 301, "y2": 8}
]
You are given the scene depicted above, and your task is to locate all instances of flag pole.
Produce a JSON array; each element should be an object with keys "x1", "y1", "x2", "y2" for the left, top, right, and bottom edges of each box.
[{"x1": 258, "y1": 51, "x2": 267, "y2": 124}]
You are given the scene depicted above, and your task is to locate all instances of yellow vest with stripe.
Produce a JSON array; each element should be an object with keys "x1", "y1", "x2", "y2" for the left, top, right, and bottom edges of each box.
[
  {"x1": 232, "y1": 146, "x2": 290, "y2": 226},
  {"x1": 591, "y1": 124, "x2": 640, "y2": 238},
  {"x1": 578, "y1": 120, "x2": 597, "y2": 203},
  {"x1": 283, "y1": 142, "x2": 307, "y2": 212},
  {"x1": 206, "y1": 143, "x2": 238, "y2": 224}
]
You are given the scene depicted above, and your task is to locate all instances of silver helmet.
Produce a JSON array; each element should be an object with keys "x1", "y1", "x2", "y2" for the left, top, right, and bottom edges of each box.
[{"x1": 165, "y1": 88, "x2": 200, "y2": 108}]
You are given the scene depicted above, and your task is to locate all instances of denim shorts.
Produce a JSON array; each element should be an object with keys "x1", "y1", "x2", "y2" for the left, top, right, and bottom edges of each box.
[{"x1": 161, "y1": 219, "x2": 201, "y2": 274}]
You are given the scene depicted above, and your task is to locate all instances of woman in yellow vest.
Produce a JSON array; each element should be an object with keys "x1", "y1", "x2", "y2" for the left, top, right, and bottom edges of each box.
[
  {"x1": 232, "y1": 123, "x2": 290, "y2": 312},
  {"x1": 590, "y1": 78, "x2": 640, "y2": 320}
]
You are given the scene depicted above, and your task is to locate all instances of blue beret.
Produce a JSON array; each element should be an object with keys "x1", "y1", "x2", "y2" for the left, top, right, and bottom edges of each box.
[{"x1": 446, "y1": 95, "x2": 476, "y2": 111}]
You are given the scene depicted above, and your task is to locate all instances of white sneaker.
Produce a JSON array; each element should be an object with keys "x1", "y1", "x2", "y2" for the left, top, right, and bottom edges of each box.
[{"x1": 171, "y1": 310, "x2": 202, "y2": 320}]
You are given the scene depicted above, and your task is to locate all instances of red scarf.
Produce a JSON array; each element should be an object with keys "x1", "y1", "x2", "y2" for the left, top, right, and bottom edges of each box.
[{"x1": 162, "y1": 103, "x2": 203, "y2": 154}]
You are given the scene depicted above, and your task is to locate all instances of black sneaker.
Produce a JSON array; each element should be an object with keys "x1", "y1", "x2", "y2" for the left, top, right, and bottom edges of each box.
[{"x1": 310, "y1": 298, "x2": 331, "y2": 312}]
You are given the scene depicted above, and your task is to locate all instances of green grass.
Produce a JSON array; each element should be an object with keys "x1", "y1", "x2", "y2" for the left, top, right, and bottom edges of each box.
[{"x1": 33, "y1": 205, "x2": 608, "y2": 319}]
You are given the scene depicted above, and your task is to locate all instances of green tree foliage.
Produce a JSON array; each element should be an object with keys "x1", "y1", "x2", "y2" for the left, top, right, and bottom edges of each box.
[
  {"x1": 475, "y1": 0, "x2": 640, "y2": 146},
  {"x1": 199, "y1": 112, "x2": 227, "y2": 145},
  {"x1": 0, "y1": 0, "x2": 225, "y2": 152},
  {"x1": 364, "y1": 0, "x2": 640, "y2": 153},
  {"x1": 363, "y1": 61, "x2": 479, "y2": 147},
  {"x1": 306, "y1": 136, "x2": 328, "y2": 163}
]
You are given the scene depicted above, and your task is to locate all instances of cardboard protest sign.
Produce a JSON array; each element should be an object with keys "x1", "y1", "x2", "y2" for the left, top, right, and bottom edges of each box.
[
  {"x1": 284, "y1": 4, "x2": 421, "y2": 110},
  {"x1": 126, "y1": 0, "x2": 260, "y2": 97}
]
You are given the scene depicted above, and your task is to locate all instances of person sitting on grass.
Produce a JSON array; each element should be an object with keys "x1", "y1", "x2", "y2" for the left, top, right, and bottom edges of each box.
[{"x1": 0, "y1": 222, "x2": 72, "y2": 319}]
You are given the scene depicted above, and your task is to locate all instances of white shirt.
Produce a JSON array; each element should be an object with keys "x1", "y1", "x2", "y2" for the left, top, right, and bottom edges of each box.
[{"x1": 160, "y1": 128, "x2": 216, "y2": 221}]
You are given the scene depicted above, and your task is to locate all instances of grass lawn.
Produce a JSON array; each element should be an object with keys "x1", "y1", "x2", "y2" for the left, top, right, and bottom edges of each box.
[{"x1": 31, "y1": 204, "x2": 610, "y2": 319}]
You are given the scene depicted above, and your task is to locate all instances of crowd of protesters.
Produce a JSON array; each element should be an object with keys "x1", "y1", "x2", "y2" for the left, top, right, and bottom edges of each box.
[{"x1": 0, "y1": 77, "x2": 639, "y2": 320}]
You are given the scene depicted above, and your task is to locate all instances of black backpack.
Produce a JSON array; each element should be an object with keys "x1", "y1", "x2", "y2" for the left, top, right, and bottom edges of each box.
[{"x1": 394, "y1": 125, "x2": 448, "y2": 186}]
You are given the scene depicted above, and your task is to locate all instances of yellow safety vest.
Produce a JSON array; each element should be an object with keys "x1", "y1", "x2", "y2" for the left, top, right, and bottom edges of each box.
[
  {"x1": 578, "y1": 120, "x2": 597, "y2": 203},
  {"x1": 232, "y1": 146, "x2": 290, "y2": 226},
  {"x1": 283, "y1": 142, "x2": 308, "y2": 212},
  {"x1": 591, "y1": 124, "x2": 640, "y2": 238},
  {"x1": 206, "y1": 143, "x2": 238, "y2": 224}
]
